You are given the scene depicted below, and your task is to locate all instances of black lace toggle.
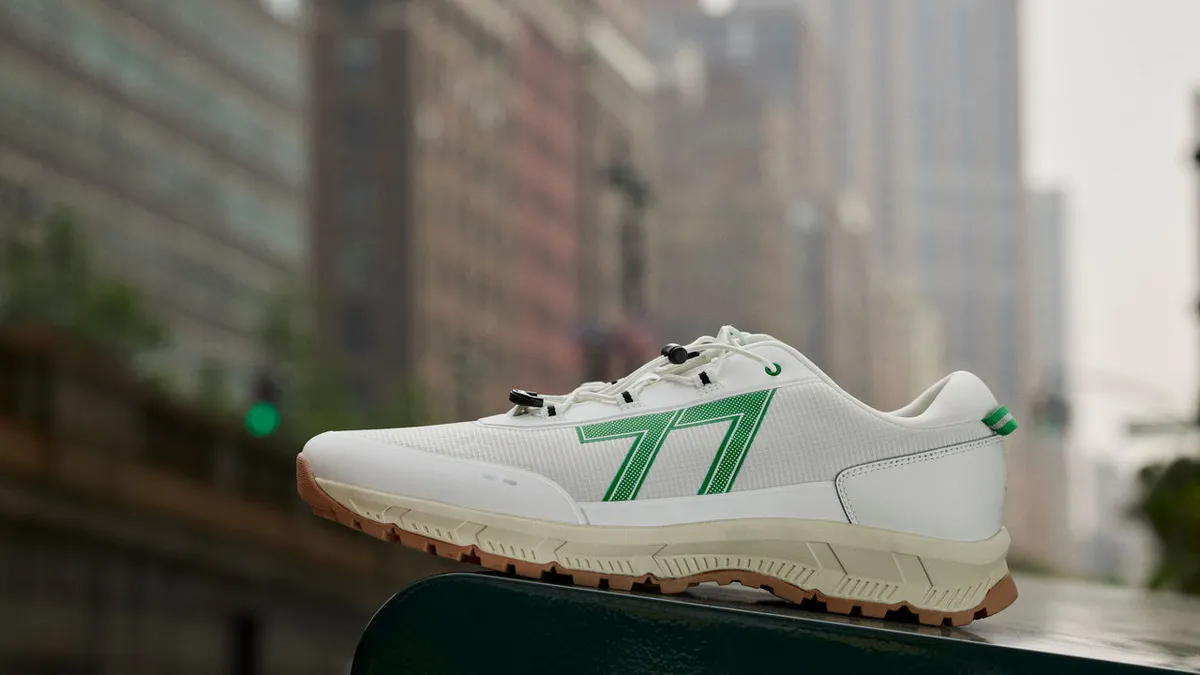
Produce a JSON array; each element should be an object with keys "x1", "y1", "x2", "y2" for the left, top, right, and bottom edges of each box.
[
  {"x1": 509, "y1": 389, "x2": 544, "y2": 408},
  {"x1": 661, "y1": 343, "x2": 699, "y2": 365}
]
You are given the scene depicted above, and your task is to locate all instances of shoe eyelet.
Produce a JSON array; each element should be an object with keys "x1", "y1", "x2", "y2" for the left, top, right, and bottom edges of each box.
[{"x1": 764, "y1": 363, "x2": 782, "y2": 377}]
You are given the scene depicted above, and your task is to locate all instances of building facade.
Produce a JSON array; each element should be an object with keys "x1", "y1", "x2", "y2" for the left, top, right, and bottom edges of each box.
[
  {"x1": 867, "y1": 277, "x2": 947, "y2": 410},
  {"x1": 1026, "y1": 190, "x2": 1067, "y2": 387},
  {"x1": 0, "y1": 327, "x2": 450, "y2": 674},
  {"x1": 312, "y1": 0, "x2": 522, "y2": 418},
  {"x1": 1018, "y1": 188, "x2": 1072, "y2": 569},
  {"x1": 580, "y1": 0, "x2": 660, "y2": 375},
  {"x1": 0, "y1": 0, "x2": 308, "y2": 398},
  {"x1": 313, "y1": 0, "x2": 653, "y2": 415},
  {"x1": 651, "y1": 57, "x2": 804, "y2": 346},
  {"x1": 575, "y1": 0, "x2": 661, "y2": 379},
  {"x1": 646, "y1": 0, "x2": 833, "y2": 195},
  {"x1": 816, "y1": 0, "x2": 1036, "y2": 552},
  {"x1": 511, "y1": 3, "x2": 586, "y2": 396},
  {"x1": 646, "y1": 0, "x2": 829, "y2": 348},
  {"x1": 822, "y1": 0, "x2": 1025, "y2": 407},
  {"x1": 795, "y1": 192, "x2": 875, "y2": 401}
]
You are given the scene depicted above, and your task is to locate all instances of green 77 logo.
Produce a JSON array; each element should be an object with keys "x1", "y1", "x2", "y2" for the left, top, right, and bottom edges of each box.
[{"x1": 575, "y1": 389, "x2": 777, "y2": 501}]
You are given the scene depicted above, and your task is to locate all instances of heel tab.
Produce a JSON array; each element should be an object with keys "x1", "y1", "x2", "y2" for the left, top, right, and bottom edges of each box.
[{"x1": 982, "y1": 405, "x2": 1019, "y2": 436}]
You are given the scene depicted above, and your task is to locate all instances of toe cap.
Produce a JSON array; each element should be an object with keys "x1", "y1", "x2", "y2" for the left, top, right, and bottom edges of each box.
[{"x1": 300, "y1": 431, "x2": 586, "y2": 524}]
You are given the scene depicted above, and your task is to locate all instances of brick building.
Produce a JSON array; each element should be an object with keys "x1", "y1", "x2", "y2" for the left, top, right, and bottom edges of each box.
[
  {"x1": 312, "y1": 0, "x2": 660, "y2": 415},
  {"x1": 0, "y1": 0, "x2": 307, "y2": 398},
  {"x1": 311, "y1": 0, "x2": 520, "y2": 418},
  {"x1": 511, "y1": 3, "x2": 585, "y2": 395}
]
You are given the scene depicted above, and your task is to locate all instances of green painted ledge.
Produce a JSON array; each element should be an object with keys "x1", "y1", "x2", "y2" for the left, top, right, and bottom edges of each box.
[{"x1": 352, "y1": 572, "x2": 1200, "y2": 675}]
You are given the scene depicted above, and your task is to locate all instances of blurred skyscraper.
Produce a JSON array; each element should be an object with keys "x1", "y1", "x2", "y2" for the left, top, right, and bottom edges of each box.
[
  {"x1": 512, "y1": 1, "x2": 586, "y2": 396},
  {"x1": 651, "y1": 57, "x2": 805, "y2": 346},
  {"x1": 1026, "y1": 191, "x2": 1068, "y2": 391},
  {"x1": 645, "y1": 0, "x2": 824, "y2": 351},
  {"x1": 312, "y1": 0, "x2": 522, "y2": 418},
  {"x1": 574, "y1": 0, "x2": 660, "y2": 381},
  {"x1": 311, "y1": 0, "x2": 657, "y2": 416},
  {"x1": 868, "y1": 277, "x2": 947, "y2": 409},
  {"x1": 820, "y1": 0, "x2": 1024, "y2": 408},
  {"x1": 644, "y1": 0, "x2": 945, "y2": 407},
  {"x1": 793, "y1": 193, "x2": 872, "y2": 400},
  {"x1": 645, "y1": 0, "x2": 832, "y2": 194},
  {"x1": 1019, "y1": 188, "x2": 1072, "y2": 569},
  {"x1": 815, "y1": 0, "x2": 1040, "y2": 556},
  {"x1": 1194, "y1": 89, "x2": 1200, "y2": 401},
  {"x1": 0, "y1": 0, "x2": 308, "y2": 397}
]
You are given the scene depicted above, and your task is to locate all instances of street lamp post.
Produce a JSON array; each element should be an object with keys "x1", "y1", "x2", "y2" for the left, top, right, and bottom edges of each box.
[
  {"x1": 603, "y1": 149, "x2": 652, "y2": 375},
  {"x1": 1121, "y1": 132, "x2": 1200, "y2": 438},
  {"x1": 605, "y1": 154, "x2": 652, "y2": 315},
  {"x1": 1193, "y1": 134, "x2": 1200, "y2": 430}
]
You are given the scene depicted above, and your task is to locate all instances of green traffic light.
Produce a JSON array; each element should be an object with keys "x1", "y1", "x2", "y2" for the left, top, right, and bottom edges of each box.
[{"x1": 245, "y1": 401, "x2": 281, "y2": 437}]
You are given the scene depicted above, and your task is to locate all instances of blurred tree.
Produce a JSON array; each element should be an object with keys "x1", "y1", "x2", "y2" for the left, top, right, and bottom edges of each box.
[
  {"x1": 196, "y1": 356, "x2": 234, "y2": 415},
  {"x1": 373, "y1": 381, "x2": 432, "y2": 431},
  {"x1": 1130, "y1": 457, "x2": 1200, "y2": 594},
  {"x1": 1139, "y1": 118, "x2": 1200, "y2": 595},
  {"x1": 0, "y1": 207, "x2": 170, "y2": 360},
  {"x1": 253, "y1": 280, "x2": 430, "y2": 441}
]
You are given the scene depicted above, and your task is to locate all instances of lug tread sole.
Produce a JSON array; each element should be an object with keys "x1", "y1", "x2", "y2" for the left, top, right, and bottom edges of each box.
[{"x1": 297, "y1": 455, "x2": 1017, "y2": 627}]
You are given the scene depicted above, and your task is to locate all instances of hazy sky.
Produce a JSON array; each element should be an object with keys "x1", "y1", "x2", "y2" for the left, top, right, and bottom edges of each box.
[{"x1": 1023, "y1": 0, "x2": 1200, "y2": 460}]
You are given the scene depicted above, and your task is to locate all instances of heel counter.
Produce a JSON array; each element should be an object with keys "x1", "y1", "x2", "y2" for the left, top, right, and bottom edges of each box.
[{"x1": 835, "y1": 436, "x2": 1006, "y2": 542}]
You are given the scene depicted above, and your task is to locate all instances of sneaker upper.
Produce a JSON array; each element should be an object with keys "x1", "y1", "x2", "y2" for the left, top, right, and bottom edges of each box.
[{"x1": 302, "y1": 326, "x2": 1012, "y2": 540}]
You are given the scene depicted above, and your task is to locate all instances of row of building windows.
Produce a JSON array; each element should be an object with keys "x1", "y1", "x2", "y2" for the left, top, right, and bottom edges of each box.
[
  {"x1": 910, "y1": 4, "x2": 1018, "y2": 175},
  {"x1": 418, "y1": 328, "x2": 506, "y2": 412},
  {"x1": 0, "y1": 53, "x2": 303, "y2": 262},
  {"x1": 416, "y1": 30, "x2": 511, "y2": 134},
  {"x1": 519, "y1": 163, "x2": 575, "y2": 232},
  {"x1": 86, "y1": 216, "x2": 267, "y2": 336},
  {"x1": 338, "y1": 35, "x2": 379, "y2": 83},
  {"x1": 0, "y1": 171, "x2": 274, "y2": 405},
  {"x1": 123, "y1": 0, "x2": 305, "y2": 103},
  {"x1": 0, "y1": 179, "x2": 273, "y2": 330},
  {"x1": 427, "y1": 258, "x2": 508, "y2": 318},
  {"x1": 417, "y1": 194, "x2": 508, "y2": 271},
  {"x1": 2, "y1": 0, "x2": 304, "y2": 189},
  {"x1": 520, "y1": 116, "x2": 576, "y2": 178},
  {"x1": 519, "y1": 57, "x2": 575, "y2": 120}
]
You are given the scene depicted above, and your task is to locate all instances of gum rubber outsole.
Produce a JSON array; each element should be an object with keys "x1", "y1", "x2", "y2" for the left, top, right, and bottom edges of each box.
[{"x1": 296, "y1": 455, "x2": 1017, "y2": 627}]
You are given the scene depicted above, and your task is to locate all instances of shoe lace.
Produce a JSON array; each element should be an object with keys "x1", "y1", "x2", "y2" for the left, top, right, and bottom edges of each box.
[{"x1": 518, "y1": 325, "x2": 780, "y2": 416}]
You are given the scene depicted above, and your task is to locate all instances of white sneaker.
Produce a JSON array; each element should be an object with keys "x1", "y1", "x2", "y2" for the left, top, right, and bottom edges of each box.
[{"x1": 297, "y1": 325, "x2": 1018, "y2": 625}]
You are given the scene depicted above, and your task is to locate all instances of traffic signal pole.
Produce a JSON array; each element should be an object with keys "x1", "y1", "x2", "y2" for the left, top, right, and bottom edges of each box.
[
  {"x1": 245, "y1": 370, "x2": 282, "y2": 438},
  {"x1": 1127, "y1": 97, "x2": 1200, "y2": 438}
]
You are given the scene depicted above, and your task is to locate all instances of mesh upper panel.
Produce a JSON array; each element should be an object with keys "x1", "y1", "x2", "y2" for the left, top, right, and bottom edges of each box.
[{"x1": 354, "y1": 381, "x2": 992, "y2": 502}]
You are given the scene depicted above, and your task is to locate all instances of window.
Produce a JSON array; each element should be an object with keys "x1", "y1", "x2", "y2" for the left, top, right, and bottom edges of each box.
[
  {"x1": 341, "y1": 179, "x2": 374, "y2": 224},
  {"x1": 336, "y1": 240, "x2": 368, "y2": 293},
  {"x1": 341, "y1": 301, "x2": 371, "y2": 351},
  {"x1": 727, "y1": 20, "x2": 755, "y2": 62},
  {"x1": 341, "y1": 106, "x2": 371, "y2": 147},
  {"x1": 339, "y1": 36, "x2": 377, "y2": 78}
]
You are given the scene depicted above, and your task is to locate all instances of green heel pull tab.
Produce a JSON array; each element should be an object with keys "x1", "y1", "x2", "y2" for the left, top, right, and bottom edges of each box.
[{"x1": 982, "y1": 405, "x2": 1018, "y2": 436}]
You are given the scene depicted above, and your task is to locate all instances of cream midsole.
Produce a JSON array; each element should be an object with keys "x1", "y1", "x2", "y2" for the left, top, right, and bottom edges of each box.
[{"x1": 318, "y1": 478, "x2": 1011, "y2": 613}]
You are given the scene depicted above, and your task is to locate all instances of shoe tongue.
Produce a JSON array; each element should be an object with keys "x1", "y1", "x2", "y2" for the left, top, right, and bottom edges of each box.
[
  {"x1": 716, "y1": 325, "x2": 765, "y2": 348},
  {"x1": 716, "y1": 325, "x2": 750, "y2": 346}
]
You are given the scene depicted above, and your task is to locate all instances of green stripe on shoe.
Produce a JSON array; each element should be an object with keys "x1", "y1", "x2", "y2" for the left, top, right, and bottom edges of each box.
[{"x1": 983, "y1": 405, "x2": 1018, "y2": 435}]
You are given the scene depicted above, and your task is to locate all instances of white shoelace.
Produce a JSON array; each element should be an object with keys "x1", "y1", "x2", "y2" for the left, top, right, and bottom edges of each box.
[{"x1": 533, "y1": 325, "x2": 781, "y2": 415}]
